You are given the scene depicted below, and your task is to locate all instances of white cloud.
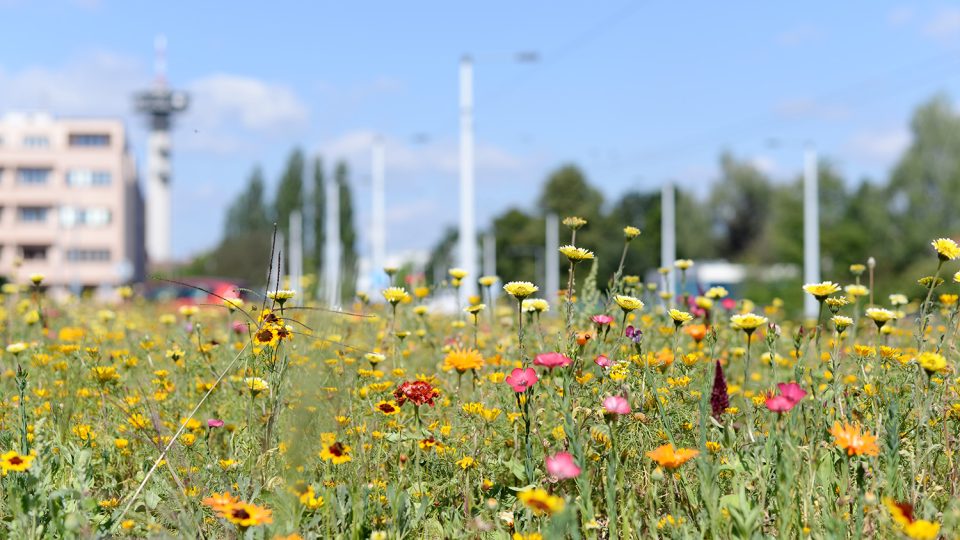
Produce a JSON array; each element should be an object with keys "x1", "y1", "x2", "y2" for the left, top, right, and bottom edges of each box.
[
  {"x1": 924, "y1": 7, "x2": 960, "y2": 40},
  {"x1": 776, "y1": 98, "x2": 851, "y2": 121},
  {"x1": 187, "y1": 74, "x2": 308, "y2": 134},
  {"x1": 846, "y1": 129, "x2": 911, "y2": 162}
]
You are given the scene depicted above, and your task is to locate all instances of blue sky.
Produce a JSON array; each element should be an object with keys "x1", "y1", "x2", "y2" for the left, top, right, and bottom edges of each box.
[{"x1": 3, "y1": 1, "x2": 960, "y2": 262}]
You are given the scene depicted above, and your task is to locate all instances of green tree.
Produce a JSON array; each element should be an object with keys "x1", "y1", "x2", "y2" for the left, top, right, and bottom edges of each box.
[
  {"x1": 274, "y1": 148, "x2": 304, "y2": 238},
  {"x1": 224, "y1": 166, "x2": 271, "y2": 238},
  {"x1": 335, "y1": 161, "x2": 358, "y2": 300},
  {"x1": 710, "y1": 153, "x2": 774, "y2": 260},
  {"x1": 310, "y1": 156, "x2": 325, "y2": 277}
]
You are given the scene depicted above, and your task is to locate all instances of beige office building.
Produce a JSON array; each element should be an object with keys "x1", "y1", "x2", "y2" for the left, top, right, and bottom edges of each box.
[{"x1": 0, "y1": 112, "x2": 145, "y2": 292}]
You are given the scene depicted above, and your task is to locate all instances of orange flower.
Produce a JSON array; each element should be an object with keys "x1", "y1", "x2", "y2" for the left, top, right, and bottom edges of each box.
[
  {"x1": 685, "y1": 324, "x2": 707, "y2": 343},
  {"x1": 645, "y1": 444, "x2": 699, "y2": 469},
  {"x1": 576, "y1": 332, "x2": 593, "y2": 346},
  {"x1": 829, "y1": 422, "x2": 879, "y2": 456},
  {"x1": 202, "y1": 492, "x2": 240, "y2": 512}
]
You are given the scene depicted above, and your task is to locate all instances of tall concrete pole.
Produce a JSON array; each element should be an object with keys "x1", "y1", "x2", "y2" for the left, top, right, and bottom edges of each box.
[
  {"x1": 661, "y1": 181, "x2": 676, "y2": 301},
  {"x1": 459, "y1": 56, "x2": 478, "y2": 301},
  {"x1": 803, "y1": 146, "x2": 820, "y2": 319},
  {"x1": 289, "y1": 210, "x2": 303, "y2": 300},
  {"x1": 324, "y1": 172, "x2": 341, "y2": 308},
  {"x1": 545, "y1": 213, "x2": 560, "y2": 304},
  {"x1": 371, "y1": 136, "x2": 387, "y2": 290}
]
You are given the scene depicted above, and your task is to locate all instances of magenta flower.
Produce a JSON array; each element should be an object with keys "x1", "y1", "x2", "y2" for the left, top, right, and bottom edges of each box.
[
  {"x1": 603, "y1": 395, "x2": 631, "y2": 415},
  {"x1": 207, "y1": 418, "x2": 224, "y2": 428},
  {"x1": 533, "y1": 352, "x2": 572, "y2": 370},
  {"x1": 506, "y1": 368, "x2": 539, "y2": 392},
  {"x1": 721, "y1": 297, "x2": 736, "y2": 311},
  {"x1": 594, "y1": 354, "x2": 613, "y2": 368},
  {"x1": 764, "y1": 382, "x2": 807, "y2": 413},
  {"x1": 591, "y1": 314, "x2": 613, "y2": 326},
  {"x1": 777, "y1": 382, "x2": 807, "y2": 404},
  {"x1": 545, "y1": 451, "x2": 582, "y2": 479}
]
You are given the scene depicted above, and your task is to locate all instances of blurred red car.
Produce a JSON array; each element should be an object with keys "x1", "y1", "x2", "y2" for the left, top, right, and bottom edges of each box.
[{"x1": 143, "y1": 277, "x2": 246, "y2": 308}]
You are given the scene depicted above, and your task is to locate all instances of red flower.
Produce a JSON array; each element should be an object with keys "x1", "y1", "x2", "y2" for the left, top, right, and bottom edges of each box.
[
  {"x1": 506, "y1": 368, "x2": 539, "y2": 392},
  {"x1": 534, "y1": 352, "x2": 572, "y2": 370},
  {"x1": 393, "y1": 380, "x2": 440, "y2": 407}
]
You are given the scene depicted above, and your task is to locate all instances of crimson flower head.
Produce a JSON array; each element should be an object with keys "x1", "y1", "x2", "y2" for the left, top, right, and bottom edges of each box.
[
  {"x1": 603, "y1": 395, "x2": 631, "y2": 415},
  {"x1": 594, "y1": 354, "x2": 613, "y2": 368},
  {"x1": 777, "y1": 382, "x2": 807, "y2": 404},
  {"x1": 591, "y1": 314, "x2": 613, "y2": 326},
  {"x1": 545, "y1": 451, "x2": 582, "y2": 479},
  {"x1": 393, "y1": 380, "x2": 440, "y2": 407},
  {"x1": 710, "y1": 360, "x2": 729, "y2": 419},
  {"x1": 534, "y1": 352, "x2": 572, "y2": 370},
  {"x1": 505, "y1": 368, "x2": 538, "y2": 392},
  {"x1": 721, "y1": 297, "x2": 737, "y2": 311}
]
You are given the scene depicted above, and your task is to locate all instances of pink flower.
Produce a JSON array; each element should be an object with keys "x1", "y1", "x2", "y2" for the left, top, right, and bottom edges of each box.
[
  {"x1": 721, "y1": 297, "x2": 736, "y2": 311},
  {"x1": 764, "y1": 394, "x2": 796, "y2": 413},
  {"x1": 506, "y1": 368, "x2": 539, "y2": 392},
  {"x1": 207, "y1": 418, "x2": 224, "y2": 428},
  {"x1": 764, "y1": 382, "x2": 807, "y2": 413},
  {"x1": 545, "y1": 451, "x2": 582, "y2": 479},
  {"x1": 534, "y1": 352, "x2": 572, "y2": 370},
  {"x1": 591, "y1": 314, "x2": 613, "y2": 326},
  {"x1": 594, "y1": 354, "x2": 613, "y2": 368},
  {"x1": 603, "y1": 395, "x2": 631, "y2": 415},
  {"x1": 777, "y1": 382, "x2": 807, "y2": 404},
  {"x1": 231, "y1": 321, "x2": 246, "y2": 334}
]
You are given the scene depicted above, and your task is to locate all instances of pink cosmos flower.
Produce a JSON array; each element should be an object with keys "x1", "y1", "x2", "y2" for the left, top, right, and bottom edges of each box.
[
  {"x1": 591, "y1": 314, "x2": 613, "y2": 326},
  {"x1": 207, "y1": 418, "x2": 224, "y2": 428},
  {"x1": 534, "y1": 352, "x2": 572, "y2": 370},
  {"x1": 594, "y1": 354, "x2": 613, "y2": 368},
  {"x1": 545, "y1": 451, "x2": 582, "y2": 479},
  {"x1": 506, "y1": 368, "x2": 539, "y2": 392},
  {"x1": 764, "y1": 394, "x2": 796, "y2": 413},
  {"x1": 721, "y1": 297, "x2": 737, "y2": 311},
  {"x1": 603, "y1": 395, "x2": 631, "y2": 415}
]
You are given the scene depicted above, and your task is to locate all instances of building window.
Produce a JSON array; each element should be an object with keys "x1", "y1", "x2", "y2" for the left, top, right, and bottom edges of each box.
[
  {"x1": 23, "y1": 135, "x2": 50, "y2": 148},
  {"x1": 65, "y1": 248, "x2": 111, "y2": 262},
  {"x1": 17, "y1": 168, "x2": 51, "y2": 185},
  {"x1": 66, "y1": 169, "x2": 112, "y2": 186},
  {"x1": 18, "y1": 206, "x2": 49, "y2": 223},
  {"x1": 68, "y1": 133, "x2": 111, "y2": 147},
  {"x1": 60, "y1": 207, "x2": 111, "y2": 228},
  {"x1": 20, "y1": 245, "x2": 48, "y2": 261}
]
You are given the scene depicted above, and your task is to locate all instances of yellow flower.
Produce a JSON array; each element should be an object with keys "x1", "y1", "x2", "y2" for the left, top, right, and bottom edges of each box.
[
  {"x1": 521, "y1": 299, "x2": 549, "y2": 313},
  {"x1": 443, "y1": 347, "x2": 484, "y2": 373},
  {"x1": 456, "y1": 456, "x2": 476, "y2": 469},
  {"x1": 849, "y1": 263, "x2": 866, "y2": 275},
  {"x1": 244, "y1": 377, "x2": 269, "y2": 396},
  {"x1": 845, "y1": 284, "x2": 869, "y2": 298},
  {"x1": 885, "y1": 498, "x2": 940, "y2": 540},
  {"x1": 865, "y1": 307, "x2": 895, "y2": 326},
  {"x1": 267, "y1": 289, "x2": 296, "y2": 301},
  {"x1": 705, "y1": 286, "x2": 728, "y2": 299},
  {"x1": 29, "y1": 273, "x2": 44, "y2": 286},
  {"x1": 479, "y1": 275, "x2": 498, "y2": 287},
  {"x1": 916, "y1": 352, "x2": 947, "y2": 374},
  {"x1": 0, "y1": 450, "x2": 34, "y2": 474},
  {"x1": 382, "y1": 287, "x2": 410, "y2": 305},
  {"x1": 319, "y1": 440, "x2": 352, "y2": 464},
  {"x1": 558, "y1": 245, "x2": 595, "y2": 262},
  {"x1": 449, "y1": 268, "x2": 468, "y2": 280},
  {"x1": 623, "y1": 226, "x2": 641, "y2": 240},
  {"x1": 668, "y1": 309, "x2": 694, "y2": 325},
  {"x1": 219, "y1": 501, "x2": 273, "y2": 529},
  {"x1": 465, "y1": 303, "x2": 486, "y2": 315},
  {"x1": 6, "y1": 342, "x2": 28, "y2": 355},
  {"x1": 730, "y1": 313, "x2": 768, "y2": 333},
  {"x1": 503, "y1": 282, "x2": 538, "y2": 300},
  {"x1": 613, "y1": 295, "x2": 644, "y2": 312},
  {"x1": 832, "y1": 316, "x2": 854, "y2": 333},
  {"x1": 561, "y1": 216, "x2": 587, "y2": 230},
  {"x1": 298, "y1": 486, "x2": 326, "y2": 510},
  {"x1": 803, "y1": 281, "x2": 841, "y2": 300},
  {"x1": 932, "y1": 238, "x2": 960, "y2": 261},
  {"x1": 517, "y1": 487, "x2": 564, "y2": 516},
  {"x1": 674, "y1": 259, "x2": 693, "y2": 270}
]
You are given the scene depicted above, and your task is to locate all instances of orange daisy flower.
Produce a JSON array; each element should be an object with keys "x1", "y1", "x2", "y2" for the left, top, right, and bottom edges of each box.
[
  {"x1": 645, "y1": 444, "x2": 699, "y2": 469},
  {"x1": 829, "y1": 422, "x2": 880, "y2": 456}
]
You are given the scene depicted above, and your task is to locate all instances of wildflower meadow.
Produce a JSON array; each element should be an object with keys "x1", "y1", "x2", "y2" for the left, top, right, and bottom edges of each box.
[{"x1": 3, "y1": 222, "x2": 960, "y2": 539}]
